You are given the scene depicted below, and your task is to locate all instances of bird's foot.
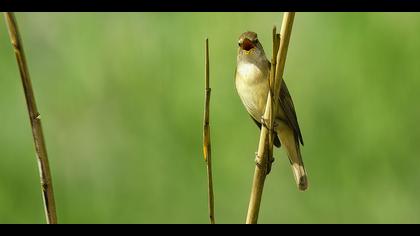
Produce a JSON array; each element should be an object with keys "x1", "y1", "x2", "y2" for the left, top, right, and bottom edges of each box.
[
  {"x1": 260, "y1": 117, "x2": 270, "y2": 130},
  {"x1": 260, "y1": 116, "x2": 277, "y2": 133},
  {"x1": 254, "y1": 152, "x2": 275, "y2": 175}
]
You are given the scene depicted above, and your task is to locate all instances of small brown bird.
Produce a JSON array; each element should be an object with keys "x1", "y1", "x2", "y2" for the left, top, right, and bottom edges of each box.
[{"x1": 235, "y1": 31, "x2": 308, "y2": 191}]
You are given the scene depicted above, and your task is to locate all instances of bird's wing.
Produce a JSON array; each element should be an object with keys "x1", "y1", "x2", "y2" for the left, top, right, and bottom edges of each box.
[
  {"x1": 267, "y1": 62, "x2": 304, "y2": 145},
  {"x1": 279, "y1": 80, "x2": 304, "y2": 145}
]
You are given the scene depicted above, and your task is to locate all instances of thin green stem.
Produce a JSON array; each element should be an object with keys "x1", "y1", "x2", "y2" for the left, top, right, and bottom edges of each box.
[
  {"x1": 3, "y1": 12, "x2": 58, "y2": 224},
  {"x1": 203, "y1": 38, "x2": 215, "y2": 224}
]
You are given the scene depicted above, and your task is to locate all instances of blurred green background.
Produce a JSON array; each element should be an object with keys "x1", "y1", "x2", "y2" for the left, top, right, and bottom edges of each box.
[{"x1": 1, "y1": 13, "x2": 420, "y2": 224}]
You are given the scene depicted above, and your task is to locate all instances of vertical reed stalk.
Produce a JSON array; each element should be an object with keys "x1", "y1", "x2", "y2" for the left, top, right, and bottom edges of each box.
[
  {"x1": 267, "y1": 27, "x2": 281, "y2": 174},
  {"x1": 203, "y1": 38, "x2": 215, "y2": 224},
  {"x1": 246, "y1": 12, "x2": 296, "y2": 224},
  {"x1": 3, "y1": 12, "x2": 58, "y2": 224}
]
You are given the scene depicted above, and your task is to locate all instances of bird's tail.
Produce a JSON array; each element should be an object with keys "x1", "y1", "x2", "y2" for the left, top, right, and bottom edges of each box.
[{"x1": 277, "y1": 125, "x2": 308, "y2": 191}]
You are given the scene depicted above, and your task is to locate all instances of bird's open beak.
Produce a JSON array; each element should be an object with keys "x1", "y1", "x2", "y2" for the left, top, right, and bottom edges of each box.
[{"x1": 240, "y1": 38, "x2": 255, "y2": 51}]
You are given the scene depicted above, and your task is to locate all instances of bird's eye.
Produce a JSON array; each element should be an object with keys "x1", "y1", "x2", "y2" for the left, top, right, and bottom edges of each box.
[
  {"x1": 253, "y1": 39, "x2": 258, "y2": 44},
  {"x1": 238, "y1": 42, "x2": 242, "y2": 47}
]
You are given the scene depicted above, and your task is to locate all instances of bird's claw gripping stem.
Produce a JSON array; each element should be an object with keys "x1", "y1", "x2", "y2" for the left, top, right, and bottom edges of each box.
[
  {"x1": 260, "y1": 117, "x2": 270, "y2": 130},
  {"x1": 255, "y1": 152, "x2": 275, "y2": 175}
]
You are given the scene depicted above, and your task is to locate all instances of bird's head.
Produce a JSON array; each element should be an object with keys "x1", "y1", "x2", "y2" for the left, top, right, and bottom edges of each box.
[{"x1": 237, "y1": 31, "x2": 266, "y2": 63}]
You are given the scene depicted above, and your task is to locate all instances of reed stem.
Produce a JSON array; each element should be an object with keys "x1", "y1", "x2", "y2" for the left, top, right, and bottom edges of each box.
[
  {"x1": 246, "y1": 12, "x2": 296, "y2": 224},
  {"x1": 203, "y1": 38, "x2": 215, "y2": 224},
  {"x1": 3, "y1": 12, "x2": 58, "y2": 224}
]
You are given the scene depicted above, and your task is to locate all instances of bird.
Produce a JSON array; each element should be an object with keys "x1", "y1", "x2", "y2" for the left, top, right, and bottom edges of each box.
[{"x1": 235, "y1": 31, "x2": 308, "y2": 191}]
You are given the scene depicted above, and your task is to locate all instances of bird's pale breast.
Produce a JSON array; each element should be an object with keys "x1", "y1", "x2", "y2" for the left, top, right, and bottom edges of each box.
[{"x1": 235, "y1": 62, "x2": 269, "y2": 122}]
